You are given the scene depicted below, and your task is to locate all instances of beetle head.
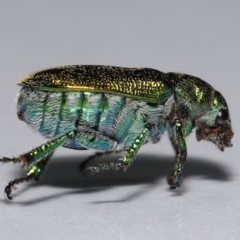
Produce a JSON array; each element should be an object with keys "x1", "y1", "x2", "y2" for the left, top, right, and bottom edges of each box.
[{"x1": 195, "y1": 90, "x2": 233, "y2": 151}]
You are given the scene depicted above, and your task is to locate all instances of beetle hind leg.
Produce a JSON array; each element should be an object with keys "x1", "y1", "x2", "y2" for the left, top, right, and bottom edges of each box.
[
  {"x1": 2, "y1": 131, "x2": 75, "y2": 199},
  {"x1": 0, "y1": 131, "x2": 74, "y2": 168},
  {"x1": 5, "y1": 151, "x2": 53, "y2": 200},
  {"x1": 0, "y1": 156, "x2": 27, "y2": 167}
]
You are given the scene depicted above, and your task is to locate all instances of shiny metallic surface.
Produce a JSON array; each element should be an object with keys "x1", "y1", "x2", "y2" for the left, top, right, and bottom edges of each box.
[{"x1": 18, "y1": 65, "x2": 173, "y2": 103}]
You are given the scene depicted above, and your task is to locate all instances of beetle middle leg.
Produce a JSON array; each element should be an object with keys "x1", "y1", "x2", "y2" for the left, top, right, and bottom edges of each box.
[
  {"x1": 88, "y1": 127, "x2": 149, "y2": 173},
  {"x1": 167, "y1": 119, "x2": 187, "y2": 189},
  {"x1": 79, "y1": 151, "x2": 117, "y2": 176}
]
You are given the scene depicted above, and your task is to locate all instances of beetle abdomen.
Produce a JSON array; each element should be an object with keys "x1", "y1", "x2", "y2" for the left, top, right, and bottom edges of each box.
[
  {"x1": 18, "y1": 88, "x2": 124, "y2": 137},
  {"x1": 17, "y1": 86, "x2": 173, "y2": 150}
]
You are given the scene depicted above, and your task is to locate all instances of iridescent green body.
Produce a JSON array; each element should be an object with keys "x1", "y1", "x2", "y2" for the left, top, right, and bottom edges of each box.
[
  {"x1": 18, "y1": 66, "x2": 173, "y2": 103},
  {"x1": 1, "y1": 65, "x2": 234, "y2": 199}
]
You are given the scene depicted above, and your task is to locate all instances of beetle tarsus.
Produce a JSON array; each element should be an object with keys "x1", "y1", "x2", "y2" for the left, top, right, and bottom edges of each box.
[
  {"x1": 79, "y1": 152, "x2": 112, "y2": 176},
  {"x1": 4, "y1": 175, "x2": 33, "y2": 200},
  {"x1": 88, "y1": 162, "x2": 124, "y2": 174},
  {"x1": 5, "y1": 184, "x2": 13, "y2": 200}
]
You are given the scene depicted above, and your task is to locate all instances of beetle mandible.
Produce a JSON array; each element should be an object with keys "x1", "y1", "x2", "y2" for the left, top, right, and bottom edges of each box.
[{"x1": 0, "y1": 65, "x2": 234, "y2": 199}]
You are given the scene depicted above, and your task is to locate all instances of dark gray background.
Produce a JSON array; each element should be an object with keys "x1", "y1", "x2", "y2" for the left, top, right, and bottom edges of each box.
[{"x1": 0, "y1": 1, "x2": 239, "y2": 240}]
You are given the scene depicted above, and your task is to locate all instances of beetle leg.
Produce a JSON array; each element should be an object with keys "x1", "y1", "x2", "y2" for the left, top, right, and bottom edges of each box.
[
  {"x1": 65, "y1": 126, "x2": 118, "y2": 151},
  {"x1": 29, "y1": 150, "x2": 54, "y2": 181},
  {"x1": 0, "y1": 131, "x2": 74, "y2": 168},
  {"x1": 79, "y1": 151, "x2": 117, "y2": 176},
  {"x1": 1, "y1": 131, "x2": 76, "y2": 200},
  {"x1": 167, "y1": 119, "x2": 187, "y2": 189},
  {"x1": 88, "y1": 127, "x2": 149, "y2": 173},
  {"x1": 4, "y1": 151, "x2": 53, "y2": 200}
]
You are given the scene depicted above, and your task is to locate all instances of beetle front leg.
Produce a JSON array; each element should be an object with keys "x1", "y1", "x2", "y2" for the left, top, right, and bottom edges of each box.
[{"x1": 167, "y1": 119, "x2": 187, "y2": 189}]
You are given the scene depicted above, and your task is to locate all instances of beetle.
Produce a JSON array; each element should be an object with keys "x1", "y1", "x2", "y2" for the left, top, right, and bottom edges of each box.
[{"x1": 0, "y1": 65, "x2": 234, "y2": 199}]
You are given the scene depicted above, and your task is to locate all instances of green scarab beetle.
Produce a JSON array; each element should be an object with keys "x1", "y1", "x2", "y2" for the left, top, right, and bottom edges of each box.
[{"x1": 0, "y1": 65, "x2": 234, "y2": 199}]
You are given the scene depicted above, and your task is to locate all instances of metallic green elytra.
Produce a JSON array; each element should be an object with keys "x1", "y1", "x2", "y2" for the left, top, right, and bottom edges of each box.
[{"x1": 1, "y1": 65, "x2": 234, "y2": 199}]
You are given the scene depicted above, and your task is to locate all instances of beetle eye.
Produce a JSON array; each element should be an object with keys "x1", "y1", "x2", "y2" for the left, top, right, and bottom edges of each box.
[{"x1": 215, "y1": 109, "x2": 229, "y2": 126}]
